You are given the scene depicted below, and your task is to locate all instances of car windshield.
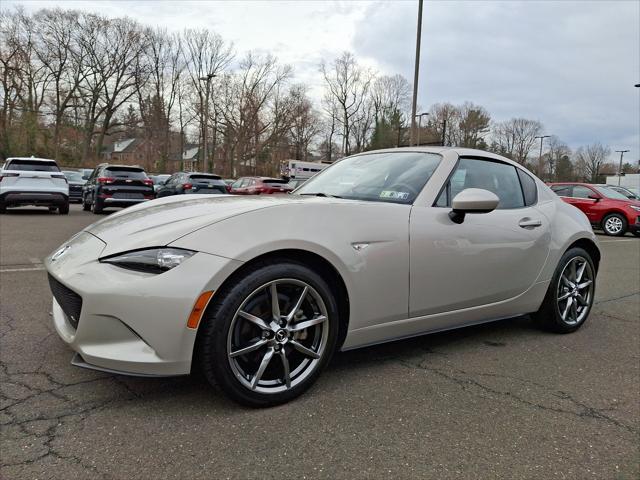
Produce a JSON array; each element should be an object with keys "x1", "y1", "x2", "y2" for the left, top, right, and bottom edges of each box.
[
  {"x1": 594, "y1": 186, "x2": 630, "y2": 200},
  {"x1": 295, "y1": 151, "x2": 441, "y2": 204},
  {"x1": 63, "y1": 171, "x2": 84, "y2": 182},
  {"x1": 6, "y1": 159, "x2": 59, "y2": 172}
]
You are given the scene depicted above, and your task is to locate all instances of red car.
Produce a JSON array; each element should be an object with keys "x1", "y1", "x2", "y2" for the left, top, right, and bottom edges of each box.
[
  {"x1": 549, "y1": 182, "x2": 640, "y2": 237},
  {"x1": 229, "y1": 177, "x2": 293, "y2": 195}
]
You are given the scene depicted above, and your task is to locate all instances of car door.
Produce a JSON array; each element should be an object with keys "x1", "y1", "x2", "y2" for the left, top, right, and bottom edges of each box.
[
  {"x1": 409, "y1": 156, "x2": 551, "y2": 320},
  {"x1": 568, "y1": 185, "x2": 600, "y2": 222},
  {"x1": 156, "y1": 174, "x2": 176, "y2": 197}
]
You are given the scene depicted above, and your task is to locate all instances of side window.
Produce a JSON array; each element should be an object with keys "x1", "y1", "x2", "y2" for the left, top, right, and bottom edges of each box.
[
  {"x1": 436, "y1": 158, "x2": 525, "y2": 209},
  {"x1": 572, "y1": 186, "x2": 594, "y2": 199},
  {"x1": 517, "y1": 169, "x2": 537, "y2": 206},
  {"x1": 550, "y1": 185, "x2": 572, "y2": 197}
]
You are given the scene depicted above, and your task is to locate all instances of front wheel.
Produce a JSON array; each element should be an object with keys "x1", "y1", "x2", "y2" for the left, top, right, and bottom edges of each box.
[
  {"x1": 91, "y1": 197, "x2": 103, "y2": 214},
  {"x1": 602, "y1": 213, "x2": 627, "y2": 236},
  {"x1": 196, "y1": 261, "x2": 340, "y2": 407},
  {"x1": 82, "y1": 195, "x2": 90, "y2": 211},
  {"x1": 532, "y1": 247, "x2": 596, "y2": 333},
  {"x1": 58, "y1": 202, "x2": 69, "y2": 215}
]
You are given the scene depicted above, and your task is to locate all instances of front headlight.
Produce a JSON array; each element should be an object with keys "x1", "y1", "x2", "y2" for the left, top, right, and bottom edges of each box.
[
  {"x1": 629, "y1": 205, "x2": 640, "y2": 212},
  {"x1": 100, "y1": 248, "x2": 196, "y2": 273}
]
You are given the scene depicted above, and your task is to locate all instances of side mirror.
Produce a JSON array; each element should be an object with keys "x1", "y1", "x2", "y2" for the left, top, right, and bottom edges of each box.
[
  {"x1": 587, "y1": 194, "x2": 600, "y2": 202},
  {"x1": 449, "y1": 188, "x2": 499, "y2": 224}
]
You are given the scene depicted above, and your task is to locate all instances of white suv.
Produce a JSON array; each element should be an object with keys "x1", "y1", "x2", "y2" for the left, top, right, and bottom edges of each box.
[{"x1": 0, "y1": 157, "x2": 70, "y2": 214}]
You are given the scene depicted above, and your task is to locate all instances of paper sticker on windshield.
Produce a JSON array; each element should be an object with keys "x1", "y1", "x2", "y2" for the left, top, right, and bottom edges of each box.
[{"x1": 380, "y1": 190, "x2": 409, "y2": 200}]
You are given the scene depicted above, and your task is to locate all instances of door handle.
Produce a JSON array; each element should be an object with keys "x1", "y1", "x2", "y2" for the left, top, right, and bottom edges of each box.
[{"x1": 519, "y1": 218, "x2": 542, "y2": 228}]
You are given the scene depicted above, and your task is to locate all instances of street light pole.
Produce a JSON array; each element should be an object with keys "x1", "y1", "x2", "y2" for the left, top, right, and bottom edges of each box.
[
  {"x1": 415, "y1": 112, "x2": 429, "y2": 146},
  {"x1": 534, "y1": 135, "x2": 550, "y2": 179},
  {"x1": 410, "y1": 0, "x2": 424, "y2": 146},
  {"x1": 199, "y1": 73, "x2": 216, "y2": 172},
  {"x1": 615, "y1": 150, "x2": 629, "y2": 185}
]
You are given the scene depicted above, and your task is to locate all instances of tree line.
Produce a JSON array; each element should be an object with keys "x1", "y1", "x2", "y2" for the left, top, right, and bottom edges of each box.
[{"x1": 1, "y1": 7, "x2": 635, "y2": 180}]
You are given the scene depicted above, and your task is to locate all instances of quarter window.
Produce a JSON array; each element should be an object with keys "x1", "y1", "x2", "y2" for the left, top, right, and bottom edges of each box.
[
  {"x1": 436, "y1": 158, "x2": 525, "y2": 209},
  {"x1": 517, "y1": 169, "x2": 538, "y2": 206}
]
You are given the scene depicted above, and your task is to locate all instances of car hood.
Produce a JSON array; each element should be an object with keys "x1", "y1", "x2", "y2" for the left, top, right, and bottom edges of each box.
[{"x1": 85, "y1": 194, "x2": 309, "y2": 256}]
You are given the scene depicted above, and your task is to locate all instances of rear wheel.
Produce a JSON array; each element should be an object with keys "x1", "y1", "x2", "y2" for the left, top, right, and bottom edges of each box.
[
  {"x1": 91, "y1": 197, "x2": 103, "y2": 214},
  {"x1": 197, "y1": 261, "x2": 340, "y2": 407},
  {"x1": 58, "y1": 202, "x2": 69, "y2": 215},
  {"x1": 602, "y1": 213, "x2": 627, "y2": 236},
  {"x1": 532, "y1": 247, "x2": 595, "y2": 333}
]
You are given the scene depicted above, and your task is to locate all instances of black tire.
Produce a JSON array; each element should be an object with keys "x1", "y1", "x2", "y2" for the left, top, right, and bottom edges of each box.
[
  {"x1": 58, "y1": 202, "x2": 69, "y2": 215},
  {"x1": 532, "y1": 247, "x2": 596, "y2": 333},
  {"x1": 0, "y1": 201, "x2": 6, "y2": 214},
  {"x1": 91, "y1": 197, "x2": 103, "y2": 214},
  {"x1": 82, "y1": 195, "x2": 90, "y2": 211},
  {"x1": 196, "y1": 260, "x2": 340, "y2": 407},
  {"x1": 632, "y1": 231, "x2": 640, "y2": 238},
  {"x1": 601, "y1": 213, "x2": 627, "y2": 237}
]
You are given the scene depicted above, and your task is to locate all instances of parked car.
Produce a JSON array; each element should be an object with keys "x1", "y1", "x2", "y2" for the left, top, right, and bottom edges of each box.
[
  {"x1": 79, "y1": 168, "x2": 94, "y2": 180},
  {"x1": 82, "y1": 164, "x2": 155, "y2": 214},
  {"x1": 62, "y1": 170, "x2": 86, "y2": 203},
  {"x1": 286, "y1": 178, "x2": 307, "y2": 190},
  {"x1": 549, "y1": 182, "x2": 640, "y2": 236},
  {"x1": 229, "y1": 177, "x2": 292, "y2": 194},
  {"x1": 46, "y1": 147, "x2": 601, "y2": 407},
  {"x1": 0, "y1": 157, "x2": 69, "y2": 214},
  {"x1": 156, "y1": 172, "x2": 228, "y2": 197},
  {"x1": 606, "y1": 185, "x2": 639, "y2": 200},
  {"x1": 150, "y1": 174, "x2": 171, "y2": 193}
]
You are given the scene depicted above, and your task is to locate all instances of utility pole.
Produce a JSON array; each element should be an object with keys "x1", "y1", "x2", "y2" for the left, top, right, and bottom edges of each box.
[
  {"x1": 415, "y1": 112, "x2": 428, "y2": 146},
  {"x1": 615, "y1": 150, "x2": 629, "y2": 185},
  {"x1": 534, "y1": 135, "x2": 550, "y2": 179},
  {"x1": 199, "y1": 73, "x2": 216, "y2": 172},
  {"x1": 410, "y1": 0, "x2": 423, "y2": 146}
]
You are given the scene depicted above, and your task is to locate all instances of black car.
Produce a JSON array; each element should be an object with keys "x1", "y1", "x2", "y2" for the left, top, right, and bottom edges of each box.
[
  {"x1": 62, "y1": 170, "x2": 86, "y2": 203},
  {"x1": 82, "y1": 164, "x2": 155, "y2": 214},
  {"x1": 156, "y1": 172, "x2": 228, "y2": 198}
]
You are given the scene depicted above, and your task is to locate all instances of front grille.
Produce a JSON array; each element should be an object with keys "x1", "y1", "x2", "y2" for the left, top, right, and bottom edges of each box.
[{"x1": 48, "y1": 274, "x2": 82, "y2": 329}]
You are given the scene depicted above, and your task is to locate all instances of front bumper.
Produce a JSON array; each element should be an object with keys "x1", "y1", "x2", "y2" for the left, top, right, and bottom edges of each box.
[{"x1": 46, "y1": 232, "x2": 242, "y2": 376}]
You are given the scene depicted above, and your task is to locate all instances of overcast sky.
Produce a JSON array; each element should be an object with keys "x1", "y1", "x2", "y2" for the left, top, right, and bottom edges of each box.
[{"x1": 6, "y1": 0, "x2": 640, "y2": 164}]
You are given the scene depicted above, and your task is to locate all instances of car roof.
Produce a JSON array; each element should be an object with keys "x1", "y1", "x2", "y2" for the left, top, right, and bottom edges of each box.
[{"x1": 6, "y1": 157, "x2": 57, "y2": 163}]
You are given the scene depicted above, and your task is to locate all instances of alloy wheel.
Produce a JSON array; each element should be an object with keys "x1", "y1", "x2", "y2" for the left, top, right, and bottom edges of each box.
[
  {"x1": 227, "y1": 279, "x2": 329, "y2": 394},
  {"x1": 556, "y1": 256, "x2": 594, "y2": 325},
  {"x1": 604, "y1": 216, "x2": 623, "y2": 235}
]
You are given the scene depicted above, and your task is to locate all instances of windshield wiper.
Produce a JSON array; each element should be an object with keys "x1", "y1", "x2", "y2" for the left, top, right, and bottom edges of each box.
[{"x1": 298, "y1": 192, "x2": 343, "y2": 198}]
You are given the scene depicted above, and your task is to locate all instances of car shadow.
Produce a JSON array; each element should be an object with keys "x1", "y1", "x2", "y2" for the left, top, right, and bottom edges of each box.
[{"x1": 100, "y1": 315, "x2": 537, "y2": 410}]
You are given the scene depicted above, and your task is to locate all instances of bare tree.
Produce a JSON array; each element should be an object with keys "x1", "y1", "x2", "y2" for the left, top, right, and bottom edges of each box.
[
  {"x1": 544, "y1": 135, "x2": 572, "y2": 180},
  {"x1": 288, "y1": 84, "x2": 320, "y2": 161},
  {"x1": 182, "y1": 28, "x2": 233, "y2": 171},
  {"x1": 492, "y1": 117, "x2": 542, "y2": 164},
  {"x1": 320, "y1": 52, "x2": 373, "y2": 156},
  {"x1": 575, "y1": 143, "x2": 611, "y2": 182}
]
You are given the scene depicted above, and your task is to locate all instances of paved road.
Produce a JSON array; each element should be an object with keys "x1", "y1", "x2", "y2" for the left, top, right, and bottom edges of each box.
[{"x1": 1, "y1": 205, "x2": 638, "y2": 479}]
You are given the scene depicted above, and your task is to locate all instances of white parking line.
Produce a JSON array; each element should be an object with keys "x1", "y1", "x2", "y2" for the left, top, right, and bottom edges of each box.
[
  {"x1": 0, "y1": 266, "x2": 46, "y2": 273},
  {"x1": 599, "y1": 239, "x2": 639, "y2": 243},
  {"x1": 29, "y1": 257, "x2": 42, "y2": 264}
]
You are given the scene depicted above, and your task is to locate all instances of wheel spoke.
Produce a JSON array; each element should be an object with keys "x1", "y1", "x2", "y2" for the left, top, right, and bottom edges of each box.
[
  {"x1": 576, "y1": 293, "x2": 588, "y2": 307},
  {"x1": 286, "y1": 286, "x2": 308, "y2": 323},
  {"x1": 558, "y1": 290, "x2": 572, "y2": 301},
  {"x1": 561, "y1": 275, "x2": 574, "y2": 289},
  {"x1": 270, "y1": 283, "x2": 281, "y2": 321},
  {"x1": 575, "y1": 261, "x2": 587, "y2": 283},
  {"x1": 561, "y1": 296, "x2": 573, "y2": 320},
  {"x1": 230, "y1": 338, "x2": 268, "y2": 358},
  {"x1": 251, "y1": 348, "x2": 274, "y2": 390},
  {"x1": 290, "y1": 315, "x2": 327, "y2": 332},
  {"x1": 577, "y1": 279, "x2": 592, "y2": 290},
  {"x1": 279, "y1": 349, "x2": 291, "y2": 388},
  {"x1": 290, "y1": 340, "x2": 320, "y2": 359},
  {"x1": 570, "y1": 298, "x2": 578, "y2": 322},
  {"x1": 238, "y1": 310, "x2": 271, "y2": 331}
]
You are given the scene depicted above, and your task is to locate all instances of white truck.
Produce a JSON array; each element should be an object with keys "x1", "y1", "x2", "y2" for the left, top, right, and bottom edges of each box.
[
  {"x1": 280, "y1": 160, "x2": 328, "y2": 180},
  {"x1": 0, "y1": 157, "x2": 70, "y2": 214}
]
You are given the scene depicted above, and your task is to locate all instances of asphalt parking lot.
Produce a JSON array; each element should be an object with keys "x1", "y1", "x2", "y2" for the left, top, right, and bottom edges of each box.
[{"x1": 1, "y1": 205, "x2": 638, "y2": 479}]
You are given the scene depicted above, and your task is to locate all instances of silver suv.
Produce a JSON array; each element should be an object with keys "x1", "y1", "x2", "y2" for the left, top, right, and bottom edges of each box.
[{"x1": 0, "y1": 157, "x2": 70, "y2": 214}]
